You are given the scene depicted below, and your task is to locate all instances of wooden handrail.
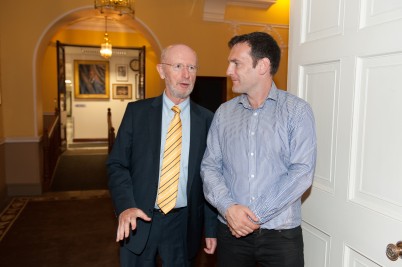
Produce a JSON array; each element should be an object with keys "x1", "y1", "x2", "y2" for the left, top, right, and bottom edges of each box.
[
  {"x1": 47, "y1": 116, "x2": 59, "y2": 138},
  {"x1": 43, "y1": 109, "x2": 62, "y2": 190},
  {"x1": 107, "y1": 108, "x2": 116, "y2": 153}
]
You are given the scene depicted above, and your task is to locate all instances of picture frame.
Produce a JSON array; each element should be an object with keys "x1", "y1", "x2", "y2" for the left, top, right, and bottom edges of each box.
[
  {"x1": 74, "y1": 60, "x2": 109, "y2": 99},
  {"x1": 112, "y1": 84, "x2": 132, "y2": 100},
  {"x1": 116, "y1": 64, "x2": 128, "y2": 82}
]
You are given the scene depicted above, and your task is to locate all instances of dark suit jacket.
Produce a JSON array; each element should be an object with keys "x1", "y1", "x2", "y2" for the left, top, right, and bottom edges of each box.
[{"x1": 107, "y1": 95, "x2": 217, "y2": 259}]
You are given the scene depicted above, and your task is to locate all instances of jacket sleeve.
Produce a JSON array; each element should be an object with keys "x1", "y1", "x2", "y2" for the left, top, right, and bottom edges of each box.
[
  {"x1": 201, "y1": 108, "x2": 219, "y2": 237},
  {"x1": 203, "y1": 201, "x2": 218, "y2": 237},
  {"x1": 107, "y1": 103, "x2": 137, "y2": 216}
]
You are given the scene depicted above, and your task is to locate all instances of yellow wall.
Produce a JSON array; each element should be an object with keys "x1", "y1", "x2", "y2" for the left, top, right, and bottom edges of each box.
[
  {"x1": 0, "y1": 0, "x2": 289, "y2": 196},
  {"x1": 226, "y1": 0, "x2": 289, "y2": 24},
  {"x1": 40, "y1": 0, "x2": 289, "y2": 113},
  {"x1": 0, "y1": 28, "x2": 4, "y2": 198},
  {"x1": 1, "y1": 0, "x2": 289, "y2": 137}
]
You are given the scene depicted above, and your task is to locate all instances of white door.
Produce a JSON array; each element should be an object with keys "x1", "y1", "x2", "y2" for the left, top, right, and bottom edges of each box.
[{"x1": 288, "y1": 0, "x2": 402, "y2": 266}]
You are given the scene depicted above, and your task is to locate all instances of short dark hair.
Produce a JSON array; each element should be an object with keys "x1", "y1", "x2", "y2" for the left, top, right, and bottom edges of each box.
[{"x1": 228, "y1": 32, "x2": 281, "y2": 76}]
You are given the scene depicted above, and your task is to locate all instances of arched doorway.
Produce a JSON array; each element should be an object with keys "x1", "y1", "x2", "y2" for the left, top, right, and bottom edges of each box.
[
  {"x1": 36, "y1": 6, "x2": 162, "y2": 148},
  {"x1": 36, "y1": 6, "x2": 163, "y2": 186}
]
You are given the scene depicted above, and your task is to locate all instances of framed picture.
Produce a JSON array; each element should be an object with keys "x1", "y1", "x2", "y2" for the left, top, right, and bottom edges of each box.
[
  {"x1": 112, "y1": 84, "x2": 132, "y2": 99},
  {"x1": 74, "y1": 60, "x2": 109, "y2": 99},
  {"x1": 116, "y1": 64, "x2": 128, "y2": 82}
]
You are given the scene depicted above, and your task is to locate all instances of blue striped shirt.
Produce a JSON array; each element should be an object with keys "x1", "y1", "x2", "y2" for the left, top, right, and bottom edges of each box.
[{"x1": 201, "y1": 83, "x2": 317, "y2": 229}]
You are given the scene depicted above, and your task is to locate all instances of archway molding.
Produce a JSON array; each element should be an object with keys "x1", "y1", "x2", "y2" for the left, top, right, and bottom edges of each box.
[{"x1": 33, "y1": 5, "x2": 162, "y2": 135}]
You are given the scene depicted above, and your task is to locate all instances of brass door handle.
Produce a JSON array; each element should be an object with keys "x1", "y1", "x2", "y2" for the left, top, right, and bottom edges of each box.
[{"x1": 386, "y1": 241, "x2": 402, "y2": 261}]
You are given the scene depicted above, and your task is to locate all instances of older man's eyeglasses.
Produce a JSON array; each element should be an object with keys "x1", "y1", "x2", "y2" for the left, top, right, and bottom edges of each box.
[{"x1": 161, "y1": 63, "x2": 198, "y2": 73}]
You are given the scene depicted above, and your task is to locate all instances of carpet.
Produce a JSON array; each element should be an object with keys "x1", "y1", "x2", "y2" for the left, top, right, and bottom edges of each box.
[
  {"x1": 0, "y1": 190, "x2": 119, "y2": 267},
  {"x1": 68, "y1": 142, "x2": 108, "y2": 149},
  {"x1": 0, "y1": 191, "x2": 218, "y2": 267},
  {"x1": 51, "y1": 150, "x2": 109, "y2": 191},
  {"x1": 1, "y1": 146, "x2": 217, "y2": 266}
]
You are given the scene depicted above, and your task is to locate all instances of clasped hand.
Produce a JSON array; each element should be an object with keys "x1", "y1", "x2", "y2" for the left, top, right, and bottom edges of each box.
[{"x1": 225, "y1": 204, "x2": 260, "y2": 238}]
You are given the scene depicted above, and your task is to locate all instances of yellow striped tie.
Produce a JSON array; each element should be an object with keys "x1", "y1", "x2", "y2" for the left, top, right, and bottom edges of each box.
[{"x1": 157, "y1": 106, "x2": 182, "y2": 214}]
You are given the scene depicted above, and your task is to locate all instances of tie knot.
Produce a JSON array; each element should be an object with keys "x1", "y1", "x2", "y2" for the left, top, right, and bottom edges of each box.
[{"x1": 172, "y1": 106, "x2": 181, "y2": 114}]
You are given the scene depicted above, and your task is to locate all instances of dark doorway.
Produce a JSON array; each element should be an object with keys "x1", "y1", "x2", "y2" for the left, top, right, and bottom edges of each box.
[{"x1": 191, "y1": 76, "x2": 227, "y2": 112}]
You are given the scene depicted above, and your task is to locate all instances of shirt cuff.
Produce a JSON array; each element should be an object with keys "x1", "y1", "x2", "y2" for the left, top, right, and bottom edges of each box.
[{"x1": 217, "y1": 199, "x2": 237, "y2": 220}]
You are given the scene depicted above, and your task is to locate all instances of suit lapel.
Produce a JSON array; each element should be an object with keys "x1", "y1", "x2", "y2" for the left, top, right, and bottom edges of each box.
[
  {"x1": 149, "y1": 96, "x2": 163, "y2": 177},
  {"x1": 187, "y1": 102, "x2": 203, "y2": 197}
]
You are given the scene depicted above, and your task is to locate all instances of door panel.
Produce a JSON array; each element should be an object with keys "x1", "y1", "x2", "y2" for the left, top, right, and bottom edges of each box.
[
  {"x1": 289, "y1": 0, "x2": 402, "y2": 265},
  {"x1": 352, "y1": 54, "x2": 402, "y2": 221}
]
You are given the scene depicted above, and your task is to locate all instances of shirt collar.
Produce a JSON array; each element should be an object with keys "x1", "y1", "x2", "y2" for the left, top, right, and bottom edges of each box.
[
  {"x1": 162, "y1": 91, "x2": 190, "y2": 112},
  {"x1": 238, "y1": 82, "x2": 279, "y2": 109}
]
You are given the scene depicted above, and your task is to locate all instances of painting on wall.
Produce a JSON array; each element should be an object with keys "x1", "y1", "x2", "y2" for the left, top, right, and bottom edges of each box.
[
  {"x1": 116, "y1": 64, "x2": 128, "y2": 82},
  {"x1": 74, "y1": 60, "x2": 109, "y2": 99},
  {"x1": 112, "y1": 84, "x2": 132, "y2": 100}
]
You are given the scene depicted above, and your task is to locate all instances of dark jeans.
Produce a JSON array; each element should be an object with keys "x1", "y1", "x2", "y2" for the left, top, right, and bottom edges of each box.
[{"x1": 217, "y1": 222, "x2": 304, "y2": 267}]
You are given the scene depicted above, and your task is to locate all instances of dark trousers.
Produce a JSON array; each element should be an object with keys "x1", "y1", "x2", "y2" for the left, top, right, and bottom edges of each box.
[
  {"x1": 217, "y1": 222, "x2": 304, "y2": 267},
  {"x1": 120, "y1": 208, "x2": 192, "y2": 267}
]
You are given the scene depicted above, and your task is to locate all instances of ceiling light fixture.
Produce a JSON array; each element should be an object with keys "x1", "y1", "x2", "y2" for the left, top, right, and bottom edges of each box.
[
  {"x1": 94, "y1": 0, "x2": 135, "y2": 16},
  {"x1": 100, "y1": 16, "x2": 112, "y2": 59}
]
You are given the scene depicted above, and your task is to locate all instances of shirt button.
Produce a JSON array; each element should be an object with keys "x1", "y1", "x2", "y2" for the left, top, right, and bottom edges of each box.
[
  {"x1": 251, "y1": 174, "x2": 255, "y2": 178},
  {"x1": 251, "y1": 132, "x2": 255, "y2": 135},
  {"x1": 254, "y1": 112, "x2": 258, "y2": 116},
  {"x1": 251, "y1": 152, "x2": 254, "y2": 156}
]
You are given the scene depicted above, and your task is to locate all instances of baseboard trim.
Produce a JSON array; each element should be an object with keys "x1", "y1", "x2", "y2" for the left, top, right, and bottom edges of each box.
[
  {"x1": 73, "y1": 138, "x2": 107, "y2": 143},
  {"x1": 7, "y1": 183, "x2": 42, "y2": 196},
  {"x1": 4, "y1": 137, "x2": 41, "y2": 143}
]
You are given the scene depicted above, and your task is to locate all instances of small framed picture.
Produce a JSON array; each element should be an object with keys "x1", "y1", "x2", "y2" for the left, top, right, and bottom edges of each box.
[
  {"x1": 116, "y1": 64, "x2": 128, "y2": 82},
  {"x1": 112, "y1": 84, "x2": 132, "y2": 100}
]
